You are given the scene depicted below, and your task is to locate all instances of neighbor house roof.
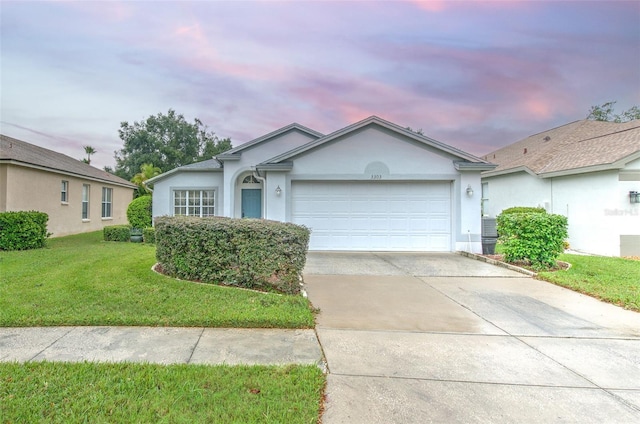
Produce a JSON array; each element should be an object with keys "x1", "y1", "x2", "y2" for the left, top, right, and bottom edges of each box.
[
  {"x1": 0, "y1": 134, "x2": 136, "y2": 188},
  {"x1": 482, "y1": 119, "x2": 640, "y2": 178},
  {"x1": 259, "y1": 115, "x2": 496, "y2": 169}
]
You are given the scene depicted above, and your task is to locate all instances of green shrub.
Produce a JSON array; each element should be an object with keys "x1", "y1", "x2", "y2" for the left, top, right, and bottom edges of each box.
[
  {"x1": 103, "y1": 225, "x2": 131, "y2": 242},
  {"x1": 0, "y1": 211, "x2": 50, "y2": 251},
  {"x1": 127, "y1": 195, "x2": 152, "y2": 229},
  {"x1": 143, "y1": 227, "x2": 155, "y2": 244},
  {"x1": 155, "y1": 216, "x2": 310, "y2": 295},
  {"x1": 497, "y1": 212, "x2": 568, "y2": 270},
  {"x1": 500, "y1": 206, "x2": 547, "y2": 215}
]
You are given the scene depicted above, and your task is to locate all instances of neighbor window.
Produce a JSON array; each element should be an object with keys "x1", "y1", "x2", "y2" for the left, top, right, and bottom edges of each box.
[
  {"x1": 173, "y1": 190, "x2": 215, "y2": 217},
  {"x1": 481, "y1": 182, "x2": 489, "y2": 216},
  {"x1": 102, "y1": 187, "x2": 113, "y2": 218},
  {"x1": 61, "y1": 180, "x2": 69, "y2": 203},
  {"x1": 82, "y1": 184, "x2": 90, "y2": 220}
]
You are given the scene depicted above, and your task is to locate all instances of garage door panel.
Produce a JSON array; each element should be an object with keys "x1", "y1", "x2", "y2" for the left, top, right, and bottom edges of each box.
[{"x1": 291, "y1": 181, "x2": 451, "y2": 251}]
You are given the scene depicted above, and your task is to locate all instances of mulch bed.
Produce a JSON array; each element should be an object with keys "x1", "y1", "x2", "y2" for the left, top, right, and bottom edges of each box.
[{"x1": 482, "y1": 254, "x2": 570, "y2": 272}]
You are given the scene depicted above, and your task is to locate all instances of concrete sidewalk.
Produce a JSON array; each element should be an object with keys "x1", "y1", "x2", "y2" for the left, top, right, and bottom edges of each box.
[{"x1": 0, "y1": 326, "x2": 324, "y2": 366}]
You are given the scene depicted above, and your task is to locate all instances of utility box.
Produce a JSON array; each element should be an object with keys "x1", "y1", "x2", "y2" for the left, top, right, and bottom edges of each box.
[
  {"x1": 481, "y1": 217, "x2": 498, "y2": 238},
  {"x1": 481, "y1": 217, "x2": 498, "y2": 254}
]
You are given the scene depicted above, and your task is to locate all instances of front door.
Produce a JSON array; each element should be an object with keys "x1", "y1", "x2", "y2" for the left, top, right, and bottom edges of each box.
[{"x1": 242, "y1": 189, "x2": 262, "y2": 218}]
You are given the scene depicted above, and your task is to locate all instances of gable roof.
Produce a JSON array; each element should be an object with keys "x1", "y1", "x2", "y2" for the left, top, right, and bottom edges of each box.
[
  {"x1": 0, "y1": 134, "x2": 136, "y2": 188},
  {"x1": 259, "y1": 115, "x2": 495, "y2": 169},
  {"x1": 145, "y1": 158, "x2": 223, "y2": 185},
  {"x1": 482, "y1": 119, "x2": 640, "y2": 178},
  {"x1": 216, "y1": 122, "x2": 323, "y2": 161}
]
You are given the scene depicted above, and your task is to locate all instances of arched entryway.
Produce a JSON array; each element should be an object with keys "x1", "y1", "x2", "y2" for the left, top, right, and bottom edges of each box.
[{"x1": 239, "y1": 173, "x2": 262, "y2": 218}]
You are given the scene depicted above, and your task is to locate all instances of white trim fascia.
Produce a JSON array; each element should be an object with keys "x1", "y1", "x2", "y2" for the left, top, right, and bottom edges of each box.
[
  {"x1": 217, "y1": 123, "x2": 323, "y2": 160},
  {"x1": 261, "y1": 116, "x2": 490, "y2": 165},
  {"x1": 255, "y1": 162, "x2": 293, "y2": 172},
  {"x1": 454, "y1": 161, "x2": 497, "y2": 172},
  {"x1": 481, "y1": 166, "x2": 539, "y2": 179},
  {"x1": 146, "y1": 165, "x2": 223, "y2": 185}
]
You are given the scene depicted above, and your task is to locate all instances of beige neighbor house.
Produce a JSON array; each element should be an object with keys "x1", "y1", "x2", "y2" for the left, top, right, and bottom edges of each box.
[
  {"x1": 0, "y1": 134, "x2": 136, "y2": 237},
  {"x1": 481, "y1": 119, "x2": 640, "y2": 257}
]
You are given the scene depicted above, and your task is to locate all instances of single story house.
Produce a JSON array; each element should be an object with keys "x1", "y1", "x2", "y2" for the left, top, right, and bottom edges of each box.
[
  {"x1": 481, "y1": 119, "x2": 640, "y2": 257},
  {"x1": 0, "y1": 134, "x2": 137, "y2": 237},
  {"x1": 148, "y1": 115, "x2": 496, "y2": 252}
]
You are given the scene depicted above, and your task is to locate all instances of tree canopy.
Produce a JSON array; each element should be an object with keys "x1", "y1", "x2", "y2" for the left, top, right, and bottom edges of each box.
[
  {"x1": 586, "y1": 101, "x2": 640, "y2": 123},
  {"x1": 114, "y1": 109, "x2": 232, "y2": 181},
  {"x1": 131, "y1": 163, "x2": 162, "y2": 197}
]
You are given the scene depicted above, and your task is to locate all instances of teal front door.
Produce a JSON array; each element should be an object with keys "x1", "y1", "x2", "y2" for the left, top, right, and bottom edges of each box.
[{"x1": 242, "y1": 189, "x2": 262, "y2": 218}]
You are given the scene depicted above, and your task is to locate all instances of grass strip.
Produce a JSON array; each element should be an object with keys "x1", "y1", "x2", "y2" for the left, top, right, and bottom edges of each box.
[
  {"x1": 0, "y1": 361, "x2": 324, "y2": 423},
  {"x1": 0, "y1": 231, "x2": 315, "y2": 328},
  {"x1": 537, "y1": 254, "x2": 640, "y2": 311}
]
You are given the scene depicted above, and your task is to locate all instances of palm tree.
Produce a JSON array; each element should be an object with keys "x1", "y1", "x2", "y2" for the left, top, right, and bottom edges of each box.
[
  {"x1": 131, "y1": 163, "x2": 162, "y2": 197},
  {"x1": 83, "y1": 146, "x2": 97, "y2": 165}
]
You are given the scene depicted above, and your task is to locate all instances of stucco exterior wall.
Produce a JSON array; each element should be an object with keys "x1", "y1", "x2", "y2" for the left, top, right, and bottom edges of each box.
[
  {"x1": 152, "y1": 171, "x2": 224, "y2": 219},
  {"x1": 1, "y1": 164, "x2": 134, "y2": 237},
  {"x1": 282, "y1": 126, "x2": 483, "y2": 252},
  {"x1": 482, "y1": 171, "x2": 551, "y2": 217},
  {"x1": 222, "y1": 130, "x2": 318, "y2": 217},
  {"x1": 288, "y1": 127, "x2": 458, "y2": 177},
  {"x1": 551, "y1": 170, "x2": 639, "y2": 256},
  {"x1": 482, "y1": 164, "x2": 640, "y2": 256}
]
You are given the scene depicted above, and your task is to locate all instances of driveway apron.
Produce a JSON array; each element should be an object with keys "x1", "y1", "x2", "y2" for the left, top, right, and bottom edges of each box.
[{"x1": 304, "y1": 252, "x2": 640, "y2": 423}]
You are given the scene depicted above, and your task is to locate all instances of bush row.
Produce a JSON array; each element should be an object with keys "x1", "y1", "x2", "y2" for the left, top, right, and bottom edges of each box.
[
  {"x1": 103, "y1": 225, "x2": 155, "y2": 244},
  {"x1": 500, "y1": 206, "x2": 547, "y2": 215},
  {"x1": 155, "y1": 216, "x2": 310, "y2": 295},
  {"x1": 497, "y1": 211, "x2": 568, "y2": 270},
  {"x1": 0, "y1": 211, "x2": 50, "y2": 251}
]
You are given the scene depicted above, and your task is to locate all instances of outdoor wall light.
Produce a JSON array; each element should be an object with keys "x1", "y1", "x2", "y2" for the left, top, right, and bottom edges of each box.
[
  {"x1": 630, "y1": 191, "x2": 640, "y2": 204},
  {"x1": 466, "y1": 185, "x2": 474, "y2": 197},
  {"x1": 275, "y1": 185, "x2": 282, "y2": 196}
]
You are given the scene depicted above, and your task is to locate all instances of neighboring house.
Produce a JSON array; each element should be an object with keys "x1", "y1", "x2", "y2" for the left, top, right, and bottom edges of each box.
[
  {"x1": 481, "y1": 119, "x2": 640, "y2": 257},
  {"x1": 148, "y1": 115, "x2": 496, "y2": 252},
  {"x1": 0, "y1": 135, "x2": 136, "y2": 237}
]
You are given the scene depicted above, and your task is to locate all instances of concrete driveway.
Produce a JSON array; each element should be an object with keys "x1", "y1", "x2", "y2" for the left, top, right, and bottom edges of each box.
[{"x1": 303, "y1": 252, "x2": 640, "y2": 423}]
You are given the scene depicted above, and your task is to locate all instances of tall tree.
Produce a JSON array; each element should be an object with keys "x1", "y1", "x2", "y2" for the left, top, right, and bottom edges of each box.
[
  {"x1": 83, "y1": 145, "x2": 97, "y2": 165},
  {"x1": 131, "y1": 163, "x2": 162, "y2": 197},
  {"x1": 587, "y1": 101, "x2": 640, "y2": 123},
  {"x1": 114, "y1": 109, "x2": 232, "y2": 181}
]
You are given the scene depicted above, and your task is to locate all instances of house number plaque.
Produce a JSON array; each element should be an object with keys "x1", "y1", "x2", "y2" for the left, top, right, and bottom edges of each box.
[{"x1": 365, "y1": 161, "x2": 389, "y2": 180}]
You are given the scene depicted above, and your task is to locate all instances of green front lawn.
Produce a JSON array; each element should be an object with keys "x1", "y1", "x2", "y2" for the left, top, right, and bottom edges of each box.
[
  {"x1": 1, "y1": 362, "x2": 324, "y2": 423},
  {"x1": 537, "y1": 254, "x2": 640, "y2": 311},
  {"x1": 0, "y1": 231, "x2": 315, "y2": 328}
]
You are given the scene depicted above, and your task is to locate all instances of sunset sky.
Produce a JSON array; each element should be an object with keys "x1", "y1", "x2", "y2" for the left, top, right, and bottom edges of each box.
[{"x1": 2, "y1": 0, "x2": 639, "y2": 170}]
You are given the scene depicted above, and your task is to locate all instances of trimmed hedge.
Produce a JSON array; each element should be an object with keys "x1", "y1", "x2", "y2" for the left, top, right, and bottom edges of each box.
[
  {"x1": 127, "y1": 195, "x2": 152, "y2": 229},
  {"x1": 497, "y1": 212, "x2": 568, "y2": 270},
  {"x1": 143, "y1": 227, "x2": 156, "y2": 244},
  {"x1": 500, "y1": 206, "x2": 547, "y2": 215},
  {"x1": 155, "y1": 216, "x2": 310, "y2": 294},
  {"x1": 103, "y1": 225, "x2": 131, "y2": 242},
  {"x1": 0, "y1": 211, "x2": 50, "y2": 251}
]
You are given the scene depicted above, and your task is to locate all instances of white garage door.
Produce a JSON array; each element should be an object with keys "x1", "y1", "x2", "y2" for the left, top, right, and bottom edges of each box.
[{"x1": 291, "y1": 181, "x2": 451, "y2": 251}]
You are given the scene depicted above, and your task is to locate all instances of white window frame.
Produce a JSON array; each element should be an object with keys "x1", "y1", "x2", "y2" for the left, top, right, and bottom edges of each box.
[
  {"x1": 102, "y1": 187, "x2": 113, "y2": 219},
  {"x1": 481, "y1": 182, "x2": 489, "y2": 216},
  {"x1": 61, "y1": 180, "x2": 69, "y2": 203},
  {"x1": 82, "y1": 184, "x2": 90, "y2": 220},
  {"x1": 173, "y1": 189, "x2": 215, "y2": 217}
]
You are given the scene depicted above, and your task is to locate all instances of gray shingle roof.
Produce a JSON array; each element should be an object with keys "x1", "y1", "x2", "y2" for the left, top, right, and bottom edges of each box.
[
  {"x1": 0, "y1": 134, "x2": 136, "y2": 188},
  {"x1": 482, "y1": 119, "x2": 640, "y2": 177}
]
